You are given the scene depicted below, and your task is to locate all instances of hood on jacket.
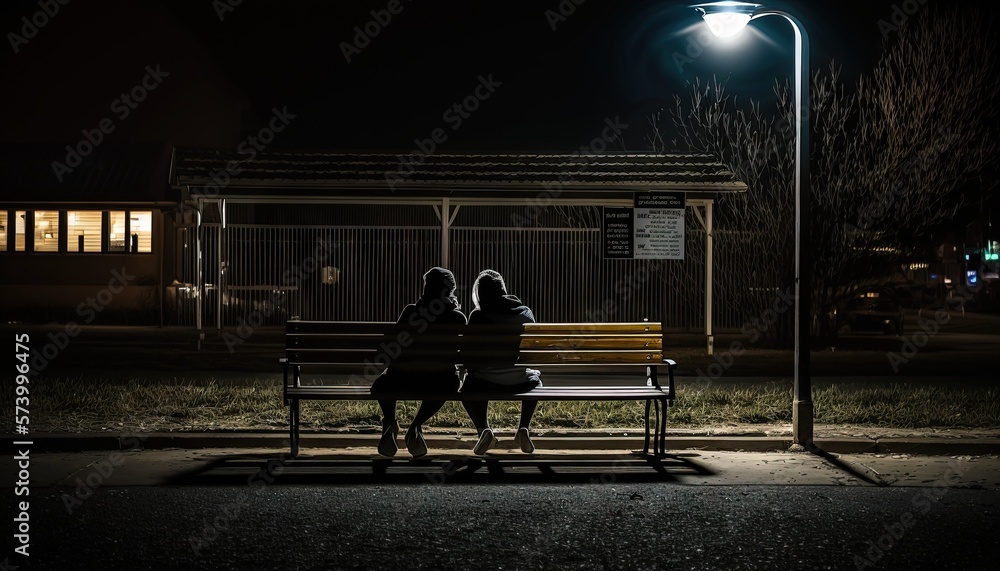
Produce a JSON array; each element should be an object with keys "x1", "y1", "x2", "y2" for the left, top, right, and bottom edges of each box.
[{"x1": 473, "y1": 294, "x2": 534, "y2": 324}]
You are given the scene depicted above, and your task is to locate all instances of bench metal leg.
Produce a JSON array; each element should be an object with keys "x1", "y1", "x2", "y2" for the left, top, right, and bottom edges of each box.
[
  {"x1": 658, "y1": 397, "x2": 669, "y2": 456},
  {"x1": 652, "y1": 399, "x2": 662, "y2": 455},
  {"x1": 643, "y1": 400, "x2": 652, "y2": 454},
  {"x1": 289, "y1": 399, "x2": 300, "y2": 458},
  {"x1": 651, "y1": 400, "x2": 658, "y2": 456}
]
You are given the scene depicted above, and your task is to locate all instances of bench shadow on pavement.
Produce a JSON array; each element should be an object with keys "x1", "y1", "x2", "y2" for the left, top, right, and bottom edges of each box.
[{"x1": 162, "y1": 452, "x2": 716, "y2": 486}]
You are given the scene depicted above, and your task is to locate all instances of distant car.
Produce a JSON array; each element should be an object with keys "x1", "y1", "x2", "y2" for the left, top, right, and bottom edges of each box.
[{"x1": 843, "y1": 287, "x2": 904, "y2": 335}]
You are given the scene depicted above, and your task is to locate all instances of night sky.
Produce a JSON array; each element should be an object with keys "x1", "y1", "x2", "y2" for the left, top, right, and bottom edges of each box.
[{"x1": 6, "y1": 0, "x2": 980, "y2": 154}]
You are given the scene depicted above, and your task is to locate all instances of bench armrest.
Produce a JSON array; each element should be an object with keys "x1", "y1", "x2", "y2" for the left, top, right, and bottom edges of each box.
[{"x1": 660, "y1": 358, "x2": 677, "y2": 400}]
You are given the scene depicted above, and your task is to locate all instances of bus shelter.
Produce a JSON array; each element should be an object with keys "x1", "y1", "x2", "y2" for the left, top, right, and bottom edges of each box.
[{"x1": 169, "y1": 150, "x2": 747, "y2": 353}]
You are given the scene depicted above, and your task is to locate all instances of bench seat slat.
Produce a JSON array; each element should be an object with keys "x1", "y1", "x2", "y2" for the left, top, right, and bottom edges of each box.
[
  {"x1": 287, "y1": 387, "x2": 670, "y2": 400},
  {"x1": 286, "y1": 362, "x2": 667, "y2": 369},
  {"x1": 288, "y1": 349, "x2": 661, "y2": 365}
]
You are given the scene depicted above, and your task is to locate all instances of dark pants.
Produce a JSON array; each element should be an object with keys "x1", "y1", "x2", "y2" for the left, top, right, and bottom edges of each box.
[
  {"x1": 460, "y1": 374, "x2": 541, "y2": 433},
  {"x1": 370, "y1": 369, "x2": 460, "y2": 430}
]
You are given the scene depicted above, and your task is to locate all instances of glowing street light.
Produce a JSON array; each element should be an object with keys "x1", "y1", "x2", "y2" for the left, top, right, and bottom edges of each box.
[
  {"x1": 694, "y1": 1, "x2": 758, "y2": 37},
  {"x1": 691, "y1": 1, "x2": 813, "y2": 445}
]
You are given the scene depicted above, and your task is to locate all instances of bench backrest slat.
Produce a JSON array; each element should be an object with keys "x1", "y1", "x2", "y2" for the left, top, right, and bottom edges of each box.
[
  {"x1": 287, "y1": 321, "x2": 660, "y2": 334},
  {"x1": 287, "y1": 334, "x2": 397, "y2": 350},
  {"x1": 516, "y1": 351, "x2": 662, "y2": 365},
  {"x1": 287, "y1": 350, "x2": 459, "y2": 365},
  {"x1": 516, "y1": 336, "x2": 661, "y2": 350},
  {"x1": 286, "y1": 321, "x2": 399, "y2": 334},
  {"x1": 524, "y1": 322, "x2": 661, "y2": 334},
  {"x1": 287, "y1": 334, "x2": 662, "y2": 351},
  {"x1": 284, "y1": 321, "x2": 664, "y2": 367}
]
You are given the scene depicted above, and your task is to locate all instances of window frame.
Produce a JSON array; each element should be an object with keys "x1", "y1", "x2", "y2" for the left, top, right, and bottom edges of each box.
[
  {"x1": 0, "y1": 208, "x2": 155, "y2": 255},
  {"x1": 67, "y1": 210, "x2": 104, "y2": 254}
]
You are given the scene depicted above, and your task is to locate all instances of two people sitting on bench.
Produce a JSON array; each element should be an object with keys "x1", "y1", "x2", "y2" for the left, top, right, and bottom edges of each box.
[
  {"x1": 371, "y1": 267, "x2": 466, "y2": 459},
  {"x1": 462, "y1": 269, "x2": 542, "y2": 455},
  {"x1": 371, "y1": 267, "x2": 541, "y2": 458}
]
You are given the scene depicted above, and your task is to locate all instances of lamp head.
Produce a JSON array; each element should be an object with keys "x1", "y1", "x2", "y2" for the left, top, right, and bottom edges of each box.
[{"x1": 692, "y1": 2, "x2": 760, "y2": 38}]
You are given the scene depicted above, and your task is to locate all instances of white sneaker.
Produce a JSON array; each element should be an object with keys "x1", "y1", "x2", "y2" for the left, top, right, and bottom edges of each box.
[
  {"x1": 514, "y1": 427, "x2": 535, "y2": 453},
  {"x1": 377, "y1": 421, "x2": 398, "y2": 457},
  {"x1": 473, "y1": 428, "x2": 498, "y2": 455}
]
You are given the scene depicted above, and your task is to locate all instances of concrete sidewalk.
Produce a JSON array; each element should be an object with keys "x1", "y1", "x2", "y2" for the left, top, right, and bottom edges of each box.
[
  {"x1": 13, "y1": 446, "x2": 1000, "y2": 489},
  {"x1": 23, "y1": 429, "x2": 1000, "y2": 456},
  {"x1": 13, "y1": 429, "x2": 1000, "y2": 489}
]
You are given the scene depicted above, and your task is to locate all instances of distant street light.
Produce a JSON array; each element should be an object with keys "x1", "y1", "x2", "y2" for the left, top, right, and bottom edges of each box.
[{"x1": 691, "y1": 1, "x2": 813, "y2": 445}]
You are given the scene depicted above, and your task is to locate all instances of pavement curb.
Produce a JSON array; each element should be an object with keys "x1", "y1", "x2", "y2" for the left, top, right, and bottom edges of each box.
[{"x1": 24, "y1": 432, "x2": 1000, "y2": 455}]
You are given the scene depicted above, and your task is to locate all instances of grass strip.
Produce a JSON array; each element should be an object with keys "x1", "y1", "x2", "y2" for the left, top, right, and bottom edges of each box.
[{"x1": 4, "y1": 376, "x2": 998, "y2": 433}]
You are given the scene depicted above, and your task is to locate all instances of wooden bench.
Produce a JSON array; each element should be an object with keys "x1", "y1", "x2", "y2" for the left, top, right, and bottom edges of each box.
[{"x1": 281, "y1": 320, "x2": 676, "y2": 458}]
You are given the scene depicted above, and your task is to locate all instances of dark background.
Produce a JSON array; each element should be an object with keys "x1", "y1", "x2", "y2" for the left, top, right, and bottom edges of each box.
[{"x1": 3, "y1": 0, "x2": 965, "y2": 153}]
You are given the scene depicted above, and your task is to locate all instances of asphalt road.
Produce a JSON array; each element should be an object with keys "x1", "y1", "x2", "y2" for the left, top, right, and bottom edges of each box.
[{"x1": 11, "y1": 484, "x2": 999, "y2": 570}]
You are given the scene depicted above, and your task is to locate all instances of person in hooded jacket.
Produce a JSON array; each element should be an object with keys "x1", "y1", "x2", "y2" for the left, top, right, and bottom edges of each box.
[
  {"x1": 461, "y1": 269, "x2": 542, "y2": 454},
  {"x1": 370, "y1": 267, "x2": 466, "y2": 459}
]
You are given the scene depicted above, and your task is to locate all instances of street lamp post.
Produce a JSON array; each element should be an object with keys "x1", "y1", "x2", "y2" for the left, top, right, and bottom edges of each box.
[{"x1": 691, "y1": 1, "x2": 812, "y2": 444}]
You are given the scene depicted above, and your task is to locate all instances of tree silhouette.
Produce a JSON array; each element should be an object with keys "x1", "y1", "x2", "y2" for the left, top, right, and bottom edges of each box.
[{"x1": 659, "y1": 5, "x2": 999, "y2": 343}]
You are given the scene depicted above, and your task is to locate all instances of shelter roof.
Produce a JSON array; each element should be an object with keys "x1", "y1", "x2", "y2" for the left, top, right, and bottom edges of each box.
[{"x1": 170, "y1": 149, "x2": 747, "y2": 200}]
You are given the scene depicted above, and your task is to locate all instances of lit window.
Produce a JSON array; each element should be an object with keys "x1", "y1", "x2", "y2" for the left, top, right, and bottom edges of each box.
[
  {"x1": 33, "y1": 210, "x2": 60, "y2": 252},
  {"x1": 15, "y1": 211, "x2": 25, "y2": 251},
  {"x1": 109, "y1": 211, "x2": 126, "y2": 252},
  {"x1": 67, "y1": 211, "x2": 102, "y2": 253},
  {"x1": 130, "y1": 211, "x2": 152, "y2": 253},
  {"x1": 0, "y1": 211, "x2": 6, "y2": 250}
]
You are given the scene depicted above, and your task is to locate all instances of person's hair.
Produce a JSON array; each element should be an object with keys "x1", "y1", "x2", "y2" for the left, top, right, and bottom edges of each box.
[
  {"x1": 421, "y1": 266, "x2": 460, "y2": 309},
  {"x1": 472, "y1": 269, "x2": 506, "y2": 310}
]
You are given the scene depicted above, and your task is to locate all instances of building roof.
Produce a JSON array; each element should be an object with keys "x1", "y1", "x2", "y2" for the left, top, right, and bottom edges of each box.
[
  {"x1": 170, "y1": 149, "x2": 747, "y2": 199},
  {"x1": 0, "y1": 143, "x2": 173, "y2": 205}
]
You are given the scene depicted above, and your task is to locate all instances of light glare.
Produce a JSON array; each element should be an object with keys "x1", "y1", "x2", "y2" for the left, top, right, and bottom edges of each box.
[{"x1": 702, "y1": 12, "x2": 751, "y2": 37}]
